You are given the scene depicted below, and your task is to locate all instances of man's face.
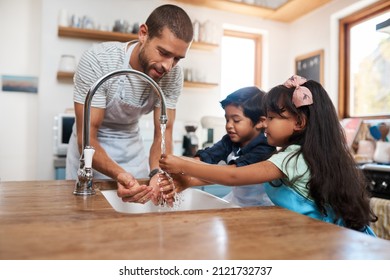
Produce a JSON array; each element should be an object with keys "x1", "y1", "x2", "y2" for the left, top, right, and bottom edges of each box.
[{"x1": 138, "y1": 27, "x2": 191, "y2": 81}]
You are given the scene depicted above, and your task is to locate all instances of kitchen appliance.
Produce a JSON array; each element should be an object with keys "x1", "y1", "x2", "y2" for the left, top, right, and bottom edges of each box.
[
  {"x1": 53, "y1": 113, "x2": 75, "y2": 156},
  {"x1": 360, "y1": 163, "x2": 390, "y2": 200},
  {"x1": 201, "y1": 116, "x2": 225, "y2": 148},
  {"x1": 182, "y1": 123, "x2": 199, "y2": 157}
]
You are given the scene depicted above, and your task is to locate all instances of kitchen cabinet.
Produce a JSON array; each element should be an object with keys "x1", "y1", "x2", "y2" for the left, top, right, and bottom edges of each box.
[{"x1": 57, "y1": 26, "x2": 219, "y2": 88}]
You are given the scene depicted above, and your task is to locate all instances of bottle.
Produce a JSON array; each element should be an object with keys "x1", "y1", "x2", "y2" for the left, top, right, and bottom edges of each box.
[{"x1": 193, "y1": 20, "x2": 200, "y2": 42}]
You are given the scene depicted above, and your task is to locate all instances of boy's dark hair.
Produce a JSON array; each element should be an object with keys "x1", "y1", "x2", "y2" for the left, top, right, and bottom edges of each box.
[
  {"x1": 146, "y1": 4, "x2": 193, "y2": 43},
  {"x1": 220, "y1": 86, "x2": 266, "y2": 124}
]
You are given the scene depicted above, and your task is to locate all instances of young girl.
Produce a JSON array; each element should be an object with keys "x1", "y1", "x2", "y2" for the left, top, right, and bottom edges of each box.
[{"x1": 159, "y1": 75, "x2": 377, "y2": 236}]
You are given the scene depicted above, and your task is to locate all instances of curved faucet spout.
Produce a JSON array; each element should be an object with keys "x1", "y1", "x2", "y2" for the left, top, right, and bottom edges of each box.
[
  {"x1": 83, "y1": 69, "x2": 168, "y2": 149},
  {"x1": 74, "y1": 68, "x2": 168, "y2": 196}
]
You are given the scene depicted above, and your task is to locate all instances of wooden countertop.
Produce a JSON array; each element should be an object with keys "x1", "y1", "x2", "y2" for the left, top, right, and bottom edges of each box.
[{"x1": 1, "y1": 180, "x2": 390, "y2": 260}]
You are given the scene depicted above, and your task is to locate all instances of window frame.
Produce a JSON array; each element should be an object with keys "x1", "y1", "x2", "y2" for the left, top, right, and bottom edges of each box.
[
  {"x1": 222, "y1": 29, "x2": 262, "y2": 88},
  {"x1": 338, "y1": 0, "x2": 390, "y2": 119}
]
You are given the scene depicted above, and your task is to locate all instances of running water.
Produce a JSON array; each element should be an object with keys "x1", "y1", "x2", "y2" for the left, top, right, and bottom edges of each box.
[
  {"x1": 160, "y1": 123, "x2": 167, "y2": 154},
  {"x1": 157, "y1": 123, "x2": 183, "y2": 210}
]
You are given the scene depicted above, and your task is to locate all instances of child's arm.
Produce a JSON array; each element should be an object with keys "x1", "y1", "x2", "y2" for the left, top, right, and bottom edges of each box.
[{"x1": 159, "y1": 154, "x2": 283, "y2": 186}]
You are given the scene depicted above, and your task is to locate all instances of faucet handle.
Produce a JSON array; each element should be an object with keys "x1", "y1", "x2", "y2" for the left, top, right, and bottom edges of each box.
[{"x1": 83, "y1": 147, "x2": 95, "y2": 169}]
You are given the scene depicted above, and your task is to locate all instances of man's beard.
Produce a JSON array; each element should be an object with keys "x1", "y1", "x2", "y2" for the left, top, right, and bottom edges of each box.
[{"x1": 138, "y1": 47, "x2": 163, "y2": 82}]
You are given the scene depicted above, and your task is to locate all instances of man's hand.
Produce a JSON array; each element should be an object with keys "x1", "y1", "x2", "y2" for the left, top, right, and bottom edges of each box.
[
  {"x1": 116, "y1": 172, "x2": 153, "y2": 204},
  {"x1": 149, "y1": 172, "x2": 163, "y2": 206}
]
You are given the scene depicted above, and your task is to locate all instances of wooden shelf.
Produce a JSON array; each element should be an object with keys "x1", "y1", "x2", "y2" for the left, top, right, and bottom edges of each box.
[
  {"x1": 184, "y1": 81, "x2": 218, "y2": 88},
  {"x1": 57, "y1": 26, "x2": 219, "y2": 87},
  {"x1": 190, "y1": 41, "x2": 218, "y2": 51},
  {"x1": 56, "y1": 71, "x2": 218, "y2": 88},
  {"x1": 57, "y1": 71, "x2": 74, "y2": 79},
  {"x1": 58, "y1": 26, "x2": 218, "y2": 50},
  {"x1": 58, "y1": 26, "x2": 137, "y2": 42}
]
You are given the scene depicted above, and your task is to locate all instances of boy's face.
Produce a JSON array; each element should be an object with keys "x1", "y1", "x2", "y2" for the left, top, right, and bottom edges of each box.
[{"x1": 224, "y1": 104, "x2": 263, "y2": 147}]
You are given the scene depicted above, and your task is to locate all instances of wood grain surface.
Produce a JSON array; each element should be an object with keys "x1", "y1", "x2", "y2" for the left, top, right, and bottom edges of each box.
[{"x1": 1, "y1": 180, "x2": 389, "y2": 260}]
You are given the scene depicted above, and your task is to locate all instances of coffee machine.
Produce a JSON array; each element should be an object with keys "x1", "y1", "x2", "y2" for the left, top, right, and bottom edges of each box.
[
  {"x1": 182, "y1": 123, "x2": 199, "y2": 157},
  {"x1": 201, "y1": 116, "x2": 225, "y2": 148}
]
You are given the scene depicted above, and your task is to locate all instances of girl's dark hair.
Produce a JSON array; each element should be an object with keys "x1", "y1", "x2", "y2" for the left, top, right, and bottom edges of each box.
[
  {"x1": 265, "y1": 80, "x2": 377, "y2": 231},
  {"x1": 220, "y1": 86, "x2": 266, "y2": 124},
  {"x1": 146, "y1": 4, "x2": 193, "y2": 43}
]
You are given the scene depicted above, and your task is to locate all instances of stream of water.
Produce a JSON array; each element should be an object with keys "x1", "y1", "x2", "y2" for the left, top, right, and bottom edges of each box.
[{"x1": 157, "y1": 123, "x2": 183, "y2": 210}]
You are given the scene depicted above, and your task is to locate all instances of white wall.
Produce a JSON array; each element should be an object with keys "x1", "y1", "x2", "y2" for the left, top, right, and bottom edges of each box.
[
  {"x1": 0, "y1": 0, "x2": 41, "y2": 181},
  {"x1": 288, "y1": 0, "x2": 378, "y2": 106},
  {"x1": 0, "y1": 0, "x2": 379, "y2": 181}
]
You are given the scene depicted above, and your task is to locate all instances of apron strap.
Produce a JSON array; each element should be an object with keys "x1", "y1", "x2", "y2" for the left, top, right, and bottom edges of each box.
[{"x1": 118, "y1": 40, "x2": 137, "y2": 99}]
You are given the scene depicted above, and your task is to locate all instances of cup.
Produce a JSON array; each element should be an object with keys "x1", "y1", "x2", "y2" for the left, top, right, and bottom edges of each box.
[
  {"x1": 59, "y1": 55, "x2": 76, "y2": 72},
  {"x1": 70, "y1": 15, "x2": 81, "y2": 28},
  {"x1": 373, "y1": 141, "x2": 390, "y2": 163},
  {"x1": 113, "y1": 19, "x2": 129, "y2": 33}
]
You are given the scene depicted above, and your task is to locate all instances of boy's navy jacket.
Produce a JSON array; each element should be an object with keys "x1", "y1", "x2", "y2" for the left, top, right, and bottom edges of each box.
[{"x1": 195, "y1": 133, "x2": 275, "y2": 167}]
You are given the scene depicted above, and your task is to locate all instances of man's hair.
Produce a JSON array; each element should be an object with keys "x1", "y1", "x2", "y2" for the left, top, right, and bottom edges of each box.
[
  {"x1": 220, "y1": 86, "x2": 266, "y2": 124},
  {"x1": 145, "y1": 4, "x2": 193, "y2": 43}
]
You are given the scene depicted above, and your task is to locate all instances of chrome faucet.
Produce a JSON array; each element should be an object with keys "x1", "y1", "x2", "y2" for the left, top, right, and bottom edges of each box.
[{"x1": 73, "y1": 69, "x2": 168, "y2": 196}]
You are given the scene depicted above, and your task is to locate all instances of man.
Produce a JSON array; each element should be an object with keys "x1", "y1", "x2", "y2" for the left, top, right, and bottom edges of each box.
[{"x1": 65, "y1": 4, "x2": 193, "y2": 204}]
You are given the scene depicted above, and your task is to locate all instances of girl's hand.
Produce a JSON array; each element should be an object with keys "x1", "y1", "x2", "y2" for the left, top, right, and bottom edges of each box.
[{"x1": 159, "y1": 154, "x2": 185, "y2": 174}]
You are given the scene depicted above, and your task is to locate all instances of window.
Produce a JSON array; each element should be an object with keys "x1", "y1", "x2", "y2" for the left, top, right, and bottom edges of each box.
[
  {"x1": 220, "y1": 30, "x2": 262, "y2": 99},
  {"x1": 339, "y1": 1, "x2": 390, "y2": 118}
]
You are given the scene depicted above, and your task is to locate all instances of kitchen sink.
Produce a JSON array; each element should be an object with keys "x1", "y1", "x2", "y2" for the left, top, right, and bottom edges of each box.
[{"x1": 101, "y1": 188, "x2": 239, "y2": 214}]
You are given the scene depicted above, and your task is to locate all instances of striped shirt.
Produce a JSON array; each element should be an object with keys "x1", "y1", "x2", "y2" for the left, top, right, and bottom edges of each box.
[{"x1": 73, "y1": 41, "x2": 183, "y2": 109}]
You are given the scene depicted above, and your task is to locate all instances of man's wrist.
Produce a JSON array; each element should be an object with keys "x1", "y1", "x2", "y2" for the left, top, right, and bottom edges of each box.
[{"x1": 149, "y1": 168, "x2": 161, "y2": 178}]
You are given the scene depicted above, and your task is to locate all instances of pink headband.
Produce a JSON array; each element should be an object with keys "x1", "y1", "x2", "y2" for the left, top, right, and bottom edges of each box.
[{"x1": 283, "y1": 75, "x2": 313, "y2": 108}]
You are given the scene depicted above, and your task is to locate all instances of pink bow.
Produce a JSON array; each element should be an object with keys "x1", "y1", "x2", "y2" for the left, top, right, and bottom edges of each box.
[{"x1": 283, "y1": 75, "x2": 313, "y2": 108}]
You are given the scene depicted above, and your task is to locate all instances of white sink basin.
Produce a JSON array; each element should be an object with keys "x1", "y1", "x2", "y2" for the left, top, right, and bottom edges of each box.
[{"x1": 101, "y1": 188, "x2": 239, "y2": 214}]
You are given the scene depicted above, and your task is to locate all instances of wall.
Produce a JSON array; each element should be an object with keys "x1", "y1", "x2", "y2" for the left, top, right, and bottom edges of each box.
[
  {"x1": 0, "y1": 0, "x2": 379, "y2": 181},
  {"x1": 288, "y1": 0, "x2": 378, "y2": 106},
  {"x1": 0, "y1": 0, "x2": 41, "y2": 181}
]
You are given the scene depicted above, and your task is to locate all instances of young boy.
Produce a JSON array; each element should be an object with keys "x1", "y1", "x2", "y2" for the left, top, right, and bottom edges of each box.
[{"x1": 157, "y1": 86, "x2": 275, "y2": 207}]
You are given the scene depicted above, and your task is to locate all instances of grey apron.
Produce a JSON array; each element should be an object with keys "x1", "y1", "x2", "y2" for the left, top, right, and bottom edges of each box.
[{"x1": 66, "y1": 41, "x2": 156, "y2": 179}]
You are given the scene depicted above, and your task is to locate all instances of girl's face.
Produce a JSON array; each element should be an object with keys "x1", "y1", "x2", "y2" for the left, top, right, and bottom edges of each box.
[
  {"x1": 264, "y1": 110, "x2": 299, "y2": 147},
  {"x1": 224, "y1": 104, "x2": 263, "y2": 147}
]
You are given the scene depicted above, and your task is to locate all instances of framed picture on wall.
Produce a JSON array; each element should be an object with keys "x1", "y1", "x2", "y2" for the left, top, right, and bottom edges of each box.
[{"x1": 295, "y1": 49, "x2": 324, "y2": 84}]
